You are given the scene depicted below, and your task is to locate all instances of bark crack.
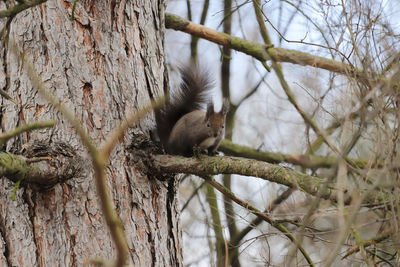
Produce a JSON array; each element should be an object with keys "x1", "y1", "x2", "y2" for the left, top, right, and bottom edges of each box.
[
  {"x1": 147, "y1": 231, "x2": 156, "y2": 267},
  {"x1": 64, "y1": 188, "x2": 77, "y2": 267},
  {"x1": 0, "y1": 41, "x2": 9, "y2": 135},
  {"x1": 141, "y1": 56, "x2": 155, "y2": 100},
  {"x1": 166, "y1": 178, "x2": 180, "y2": 266},
  {"x1": 101, "y1": 56, "x2": 123, "y2": 125},
  {"x1": 147, "y1": 182, "x2": 159, "y2": 267},
  {"x1": 123, "y1": 154, "x2": 138, "y2": 264},
  {"x1": 23, "y1": 189, "x2": 39, "y2": 267},
  {"x1": 0, "y1": 213, "x2": 12, "y2": 267},
  {"x1": 143, "y1": 205, "x2": 156, "y2": 267}
]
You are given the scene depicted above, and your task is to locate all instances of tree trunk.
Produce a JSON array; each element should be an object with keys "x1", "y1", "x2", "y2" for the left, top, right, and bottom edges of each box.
[{"x1": 0, "y1": 1, "x2": 181, "y2": 266}]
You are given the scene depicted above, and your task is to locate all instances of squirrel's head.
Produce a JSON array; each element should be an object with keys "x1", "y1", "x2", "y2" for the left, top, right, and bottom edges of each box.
[{"x1": 204, "y1": 99, "x2": 230, "y2": 137}]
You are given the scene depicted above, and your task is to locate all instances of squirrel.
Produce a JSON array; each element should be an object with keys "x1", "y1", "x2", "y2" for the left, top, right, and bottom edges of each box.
[{"x1": 156, "y1": 64, "x2": 229, "y2": 157}]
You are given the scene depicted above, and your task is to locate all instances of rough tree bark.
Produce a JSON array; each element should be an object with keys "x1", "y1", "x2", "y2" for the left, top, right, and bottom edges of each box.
[{"x1": 0, "y1": 1, "x2": 182, "y2": 266}]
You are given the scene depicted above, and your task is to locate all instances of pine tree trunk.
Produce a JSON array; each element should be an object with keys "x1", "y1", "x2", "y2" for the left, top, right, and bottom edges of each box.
[{"x1": 0, "y1": 1, "x2": 181, "y2": 266}]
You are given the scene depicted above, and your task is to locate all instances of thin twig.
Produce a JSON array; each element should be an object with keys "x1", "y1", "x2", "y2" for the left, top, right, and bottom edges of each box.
[
  {"x1": 342, "y1": 229, "x2": 394, "y2": 259},
  {"x1": 0, "y1": 0, "x2": 47, "y2": 19},
  {"x1": 202, "y1": 175, "x2": 315, "y2": 266},
  {"x1": 180, "y1": 180, "x2": 206, "y2": 212},
  {"x1": 231, "y1": 188, "x2": 295, "y2": 245},
  {"x1": 0, "y1": 89, "x2": 18, "y2": 104},
  {"x1": 0, "y1": 120, "x2": 55, "y2": 145},
  {"x1": 101, "y1": 98, "x2": 164, "y2": 159}
]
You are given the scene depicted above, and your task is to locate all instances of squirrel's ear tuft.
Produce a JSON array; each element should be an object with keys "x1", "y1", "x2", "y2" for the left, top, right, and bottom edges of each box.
[
  {"x1": 205, "y1": 102, "x2": 214, "y2": 120},
  {"x1": 221, "y1": 98, "x2": 230, "y2": 115}
]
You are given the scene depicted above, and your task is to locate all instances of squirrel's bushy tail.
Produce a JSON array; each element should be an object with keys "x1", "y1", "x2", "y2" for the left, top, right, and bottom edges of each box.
[{"x1": 156, "y1": 64, "x2": 214, "y2": 151}]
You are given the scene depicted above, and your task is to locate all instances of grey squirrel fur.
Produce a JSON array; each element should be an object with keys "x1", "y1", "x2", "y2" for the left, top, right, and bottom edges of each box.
[{"x1": 156, "y1": 64, "x2": 229, "y2": 156}]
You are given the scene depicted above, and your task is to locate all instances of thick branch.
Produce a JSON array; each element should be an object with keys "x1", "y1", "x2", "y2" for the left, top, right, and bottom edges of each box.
[
  {"x1": 165, "y1": 13, "x2": 373, "y2": 80},
  {"x1": 153, "y1": 154, "x2": 326, "y2": 196},
  {"x1": 151, "y1": 154, "x2": 386, "y2": 205},
  {"x1": 0, "y1": 152, "x2": 47, "y2": 184},
  {"x1": 0, "y1": 143, "x2": 82, "y2": 188},
  {"x1": 219, "y1": 140, "x2": 380, "y2": 169}
]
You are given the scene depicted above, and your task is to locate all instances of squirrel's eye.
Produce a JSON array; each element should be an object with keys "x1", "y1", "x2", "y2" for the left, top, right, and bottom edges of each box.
[
  {"x1": 222, "y1": 125, "x2": 225, "y2": 129},
  {"x1": 207, "y1": 123, "x2": 211, "y2": 127}
]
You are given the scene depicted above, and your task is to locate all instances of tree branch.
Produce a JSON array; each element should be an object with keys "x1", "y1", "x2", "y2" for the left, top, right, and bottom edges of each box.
[
  {"x1": 341, "y1": 229, "x2": 393, "y2": 259},
  {"x1": 202, "y1": 175, "x2": 314, "y2": 266},
  {"x1": 165, "y1": 13, "x2": 375, "y2": 81},
  {"x1": 151, "y1": 154, "x2": 386, "y2": 205},
  {"x1": 0, "y1": 0, "x2": 47, "y2": 19},
  {"x1": 0, "y1": 143, "x2": 81, "y2": 188},
  {"x1": 231, "y1": 187, "x2": 295, "y2": 247},
  {"x1": 205, "y1": 183, "x2": 225, "y2": 267},
  {"x1": 219, "y1": 140, "x2": 381, "y2": 169},
  {"x1": 0, "y1": 120, "x2": 55, "y2": 146}
]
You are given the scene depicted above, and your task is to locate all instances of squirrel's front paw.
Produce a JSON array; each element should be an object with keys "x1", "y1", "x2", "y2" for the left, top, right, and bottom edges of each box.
[
  {"x1": 193, "y1": 146, "x2": 208, "y2": 158},
  {"x1": 208, "y1": 150, "x2": 219, "y2": 156}
]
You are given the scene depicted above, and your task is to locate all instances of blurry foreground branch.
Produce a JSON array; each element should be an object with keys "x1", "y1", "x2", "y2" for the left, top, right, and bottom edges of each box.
[
  {"x1": 0, "y1": 0, "x2": 46, "y2": 18},
  {"x1": 9, "y1": 38, "x2": 132, "y2": 267}
]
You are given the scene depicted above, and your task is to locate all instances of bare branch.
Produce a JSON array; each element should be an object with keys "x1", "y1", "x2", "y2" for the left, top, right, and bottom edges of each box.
[
  {"x1": 165, "y1": 13, "x2": 376, "y2": 81},
  {"x1": 341, "y1": 229, "x2": 393, "y2": 259},
  {"x1": 202, "y1": 175, "x2": 315, "y2": 266},
  {"x1": 231, "y1": 188, "x2": 295, "y2": 246}
]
